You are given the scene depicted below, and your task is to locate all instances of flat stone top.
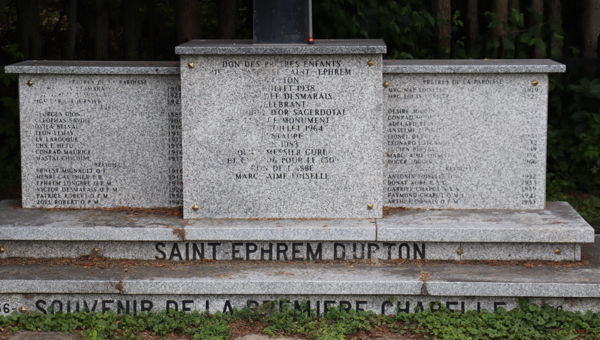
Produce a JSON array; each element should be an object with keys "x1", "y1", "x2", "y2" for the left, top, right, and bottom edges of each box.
[
  {"x1": 175, "y1": 39, "x2": 386, "y2": 55},
  {"x1": 383, "y1": 59, "x2": 565, "y2": 73},
  {"x1": 4, "y1": 60, "x2": 180, "y2": 74},
  {"x1": 0, "y1": 200, "x2": 593, "y2": 243},
  {"x1": 379, "y1": 202, "x2": 595, "y2": 243},
  {"x1": 0, "y1": 200, "x2": 376, "y2": 241}
]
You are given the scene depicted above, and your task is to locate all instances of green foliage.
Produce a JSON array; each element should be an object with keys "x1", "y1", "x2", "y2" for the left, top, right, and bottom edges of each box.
[
  {"x1": 483, "y1": 6, "x2": 549, "y2": 59},
  {"x1": 313, "y1": 0, "x2": 436, "y2": 59},
  {"x1": 0, "y1": 42, "x2": 22, "y2": 198},
  {"x1": 0, "y1": 43, "x2": 22, "y2": 162},
  {"x1": 2, "y1": 299, "x2": 600, "y2": 340},
  {"x1": 547, "y1": 76, "x2": 600, "y2": 197}
]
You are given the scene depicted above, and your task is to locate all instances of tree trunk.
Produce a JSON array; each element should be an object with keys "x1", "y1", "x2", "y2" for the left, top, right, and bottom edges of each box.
[
  {"x1": 147, "y1": 0, "x2": 156, "y2": 59},
  {"x1": 548, "y1": 0, "x2": 563, "y2": 58},
  {"x1": 174, "y1": 0, "x2": 200, "y2": 44},
  {"x1": 219, "y1": 0, "x2": 237, "y2": 39},
  {"x1": 529, "y1": 0, "x2": 544, "y2": 57},
  {"x1": 432, "y1": 0, "x2": 451, "y2": 54},
  {"x1": 467, "y1": 0, "x2": 478, "y2": 54},
  {"x1": 65, "y1": 0, "x2": 77, "y2": 59},
  {"x1": 92, "y1": 0, "x2": 110, "y2": 60},
  {"x1": 491, "y1": 0, "x2": 508, "y2": 38},
  {"x1": 16, "y1": 0, "x2": 42, "y2": 59},
  {"x1": 582, "y1": 0, "x2": 600, "y2": 58},
  {"x1": 122, "y1": 0, "x2": 141, "y2": 60}
]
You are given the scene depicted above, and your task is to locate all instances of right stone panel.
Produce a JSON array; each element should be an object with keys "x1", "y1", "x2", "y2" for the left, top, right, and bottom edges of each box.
[{"x1": 384, "y1": 73, "x2": 547, "y2": 210}]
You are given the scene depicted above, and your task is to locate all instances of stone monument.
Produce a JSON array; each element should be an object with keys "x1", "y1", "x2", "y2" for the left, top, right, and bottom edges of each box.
[{"x1": 0, "y1": 0, "x2": 598, "y2": 317}]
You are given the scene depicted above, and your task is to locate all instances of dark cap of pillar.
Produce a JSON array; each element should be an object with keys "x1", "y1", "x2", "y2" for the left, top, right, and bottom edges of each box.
[{"x1": 253, "y1": 0, "x2": 309, "y2": 44}]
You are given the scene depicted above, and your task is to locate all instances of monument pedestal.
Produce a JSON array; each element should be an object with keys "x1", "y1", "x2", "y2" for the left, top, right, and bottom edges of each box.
[
  {"x1": 0, "y1": 224, "x2": 598, "y2": 315},
  {"x1": 0, "y1": 200, "x2": 592, "y2": 261}
]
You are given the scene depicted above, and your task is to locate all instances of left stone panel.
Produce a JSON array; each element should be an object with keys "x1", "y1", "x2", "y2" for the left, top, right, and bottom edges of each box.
[{"x1": 6, "y1": 61, "x2": 183, "y2": 208}]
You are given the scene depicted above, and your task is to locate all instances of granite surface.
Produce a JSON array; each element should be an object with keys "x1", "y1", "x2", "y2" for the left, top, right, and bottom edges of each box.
[
  {"x1": 176, "y1": 39, "x2": 387, "y2": 55},
  {"x1": 17, "y1": 72, "x2": 182, "y2": 208},
  {"x1": 378, "y1": 202, "x2": 594, "y2": 243},
  {"x1": 384, "y1": 72, "x2": 548, "y2": 209},
  {"x1": 180, "y1": 53, "x2": 383, "y2": 218},
  {"x1": 0, "y1": 200, "x2": 593, "y2": 247},
  {"x1": 6, "y1": 294, "x2": 590, "y2": 315},
  {"x1": 0, "y1": 236, "x2": 599, "y2": 315},
  {"x1": 0, "y1": 200, "x2": 183, "y2": 240},
  {"x1": 184, "y1": 219, "x2": 376, "y2": 241},
  {"x1": 5, "y1": 61, "x2": 180, "y2": 74},
  {"x1": 0, "y1": 200, "x2": 375, "y2": 241},
  {"x1": 383, "y1": 59, "x2": 566, "y2": 73},
  {"x1": 0, "y1": 240, "x2": 579, "y2": 261}
]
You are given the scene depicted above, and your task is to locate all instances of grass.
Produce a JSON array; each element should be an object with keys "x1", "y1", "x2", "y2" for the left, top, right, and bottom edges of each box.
[{"x1": 1, "y1": 299, "x2": 600, "y2": 340}]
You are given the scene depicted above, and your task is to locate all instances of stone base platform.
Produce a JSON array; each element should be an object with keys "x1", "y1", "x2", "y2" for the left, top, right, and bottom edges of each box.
[
  {"x1": 0, "y1": 200, "x2": 594, "y2": 261},
  {"x1": 0, "y1": 236, "x2": 599, "y2": 316}
]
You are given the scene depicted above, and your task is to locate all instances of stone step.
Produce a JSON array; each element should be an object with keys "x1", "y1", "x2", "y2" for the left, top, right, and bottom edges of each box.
[
  {"x1": 0, "y1": 200, "x2": 594, "y2": 261},
  {"x1": 0, "y1": 236, "x2": 598, "y2": 316}
]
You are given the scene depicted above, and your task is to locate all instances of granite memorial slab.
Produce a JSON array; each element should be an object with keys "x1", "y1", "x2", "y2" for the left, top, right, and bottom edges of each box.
[
  {"x1": 0, "y1": 199, "x2": 593, "y2": 261},
  {"x1": 0, "y1": 240, "x2": 583, "y2": 261},
  {"x1": 3, "y1": 294, "x2": 600, "y2": 315},
  {"x1": 383, "y1": 60, "x2": 565, "y2": 210},
  {"x1": 5, "y1": 61, "x2": 182, "y2": 209},
  {"x1": 176, "y1": 40, "x2": 386, "y2": 219}
]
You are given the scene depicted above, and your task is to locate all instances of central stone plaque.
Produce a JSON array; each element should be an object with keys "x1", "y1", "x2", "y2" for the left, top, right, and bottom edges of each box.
[{"x1": 176, "y1": 40, "x2": 386, "y2": 219}]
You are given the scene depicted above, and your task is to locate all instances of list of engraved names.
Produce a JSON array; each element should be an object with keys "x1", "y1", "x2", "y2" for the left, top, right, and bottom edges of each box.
[
  {"x1": 384, "y1": 74, "x2": 545, "y2": 209},
  {"x1": 25, "y1": 75, "x2": 181, "y2": 208}
]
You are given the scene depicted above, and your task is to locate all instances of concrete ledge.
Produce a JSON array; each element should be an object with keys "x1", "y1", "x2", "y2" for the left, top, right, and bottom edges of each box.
[
  {"x1": 2, "y1": 294, "x2": 598, "y2": 315},
  {"x1": 122, "y1": 266, "x2": 423, "y2": 295},
  {"x1": 3, "y1": 259, "x2": 600, "y2": 297},
  {"x1": 175, "y1": 39, "x2": 387, "y2": 55},
  {"x1": 185, "y1": 219, "x2": 376, "y2": 241},
  {"x1": 0, "y1": 240, "x2": 582, "y2": 261},
  {"x1": 0, "y1": 281, "x2": 120, "y2": 294},
  {"x1": 0, "y1": 200, "x2": 376, "y2": 242},
  {"x1": 425, "y1": 282, "x2": 600, "y2": 298},
  {"x1": 0, "y1": 200, "x2": 593, "y2": 248},
  {"x1": 377, "y1": 202, "x2": 594, "y2": 243},
  {"x1": 0, "y1": 201, "x2": 183, "y2": 241},
  {"x1": 5, "y1": 61, "x2": 180, "y2": 74},
  {"x1": 0, "y1": 237, "x2": 599, "y2": 314},
  {"x1": 382, "y1": 59, "x2": 565, "y2": 73}
]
